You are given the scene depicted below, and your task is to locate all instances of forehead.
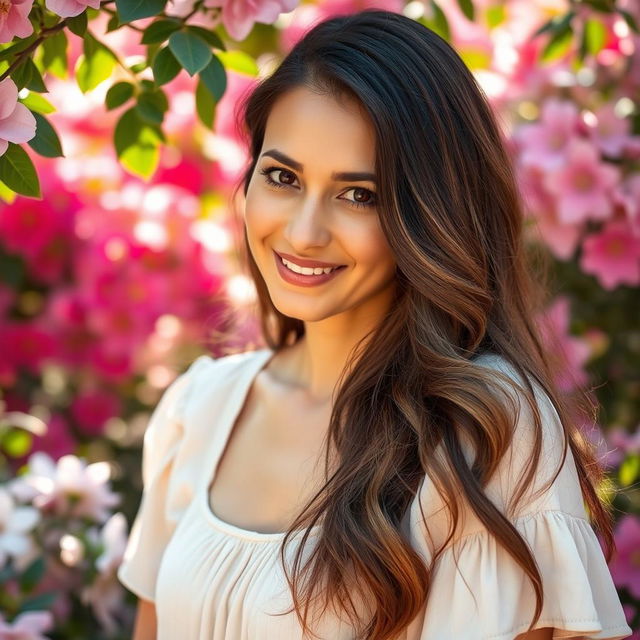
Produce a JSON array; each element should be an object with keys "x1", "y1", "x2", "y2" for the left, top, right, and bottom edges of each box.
[{"x1": 261, "y1": 86, "x2": 376, "y2": 171}]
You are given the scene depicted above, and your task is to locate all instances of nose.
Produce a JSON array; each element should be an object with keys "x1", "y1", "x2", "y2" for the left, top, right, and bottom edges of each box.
[{"x1": 283, "y1": 194, "x2": 331, "y2": 250}]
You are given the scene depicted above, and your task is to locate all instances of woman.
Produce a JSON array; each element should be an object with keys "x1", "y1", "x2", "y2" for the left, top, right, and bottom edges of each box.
[{"x1": 118, "y1": 9, "x2": 632, "y2": 640}]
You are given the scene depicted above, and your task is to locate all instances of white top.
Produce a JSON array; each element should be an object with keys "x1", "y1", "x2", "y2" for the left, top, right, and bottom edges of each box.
[{"x1": 117, "y1": 348, "x2": 632, "y2": 640}]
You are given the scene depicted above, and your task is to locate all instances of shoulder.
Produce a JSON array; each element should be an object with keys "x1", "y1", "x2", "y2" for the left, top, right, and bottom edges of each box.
[{"x1": 180, "y1": 348, "x2": 271, "y2": 417}]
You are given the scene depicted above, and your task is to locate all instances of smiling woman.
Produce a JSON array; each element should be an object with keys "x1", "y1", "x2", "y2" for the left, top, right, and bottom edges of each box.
[{"x1": 117, "y1": 9, "x2": 631, "y2": 640}]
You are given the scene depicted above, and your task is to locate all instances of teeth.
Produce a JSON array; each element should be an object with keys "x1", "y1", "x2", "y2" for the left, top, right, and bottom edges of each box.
[{"x1": 282, "y1": 258, "x2": 337, "y2": 275}]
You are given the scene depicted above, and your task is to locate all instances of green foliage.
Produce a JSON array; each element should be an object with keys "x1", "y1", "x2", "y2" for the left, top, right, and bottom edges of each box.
[
  {"x1": 168, "y1": 30, "x2": 212, "y2": 76},
  {"x1": 105, "y1": 81, "x2": 135, "y2": 110},
  {"x1": 141, "y1": 18, "x2": 182, "y2": 44},
  {"x1": 76, "y1": 32, "x2": 118, "y2": 93},
  {"x1": 116, "y1": 0, "x2": 168, "y2": 22},
  {"x1": 0, "y1": 144, "x2": 41, "y2": 198},
  {"x1": 40, "y1": 31, "x2": 68, "y2": 79},
  {"x1": 27, "y1": 112, "x2": 64, "y2": 158},
  {"x1": 195, "y1": 78, "x2": 216, "y2": 128},
  {"x1": 114, "y1": 107, "x2": 165, "y2": 179},
  {"x1": 152, "y1": 46, "x2": 181, "y2": 85}
]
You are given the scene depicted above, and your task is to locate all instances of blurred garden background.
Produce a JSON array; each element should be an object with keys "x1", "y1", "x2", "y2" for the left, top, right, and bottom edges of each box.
[{"x1": 0, "y1": 0, "x2": 638, "y2": 637}]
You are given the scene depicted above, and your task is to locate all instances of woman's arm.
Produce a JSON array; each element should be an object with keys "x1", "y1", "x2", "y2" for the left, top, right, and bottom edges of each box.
[{"x1": 132, "y1": 599, "x2": 157, "y2": 640}]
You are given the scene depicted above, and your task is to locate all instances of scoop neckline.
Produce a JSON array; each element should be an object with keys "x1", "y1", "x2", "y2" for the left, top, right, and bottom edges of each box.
[{"x1": 199, "y1": 348, "x2": 323, "y2": 543}]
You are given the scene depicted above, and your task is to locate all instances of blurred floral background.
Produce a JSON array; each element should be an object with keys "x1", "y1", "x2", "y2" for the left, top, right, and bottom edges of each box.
[{"x1": 0, "y1": 0, "x2": 638, "y2": 637}]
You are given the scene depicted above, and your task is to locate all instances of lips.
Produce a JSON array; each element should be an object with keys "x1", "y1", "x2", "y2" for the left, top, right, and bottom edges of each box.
[
  {"x1": 274, "y1": 250, "x2": 345, "y2": 269},
  {"x1": 273, "y1": 251, "x2": 346, "y2": 287}
]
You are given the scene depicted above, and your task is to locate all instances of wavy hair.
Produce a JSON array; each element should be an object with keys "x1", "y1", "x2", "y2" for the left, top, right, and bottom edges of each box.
[{"x1": 229, "y1": 9, "x2": 614, "y2": 640}]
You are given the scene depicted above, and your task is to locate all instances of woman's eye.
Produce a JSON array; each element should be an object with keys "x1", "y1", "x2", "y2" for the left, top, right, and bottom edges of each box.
[
  {"x1": 342, "y1": 187, "x2": 377, "y2": 209},
  {"x1": 259, "y1": 166, "x2": 296, "y2": 189}
]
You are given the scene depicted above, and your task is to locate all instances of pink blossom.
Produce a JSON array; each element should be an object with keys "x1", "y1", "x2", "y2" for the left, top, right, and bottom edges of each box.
[
  {"x1": 0, "y1": 0, "x2": 34, "y2": 44},
  {"x1": 536, "y1": 296, "x2": 590, "y2": 392},
  {"x1": 583, "y1": 103, "x2": 640, "y2": 158},
  {"x1": 609, "y1": 514, "x2": 640, "y2": 599},
  {"x1": 205, "y1": 0, "x2": 299, "y2": 41},
  {"x1": 0, "y1": 323, "x2": 57, "y2": 375},
  {"x1": 44, "y1": 0, "x2": 99, "y2": 18},
  {"x1": 29, "y1": 414, "x2": 77, "y2": 461},
  {"x1": 605, "y1": 426, "x2": 640, "y2": 468},
  {"x1": 517, "y1": 163, "x2": 583, "y2": 260},
  {"x1": 0, "y1": 611, "x2": 53, "y2": 640},
  {"x1": 580, "y1": 219, "x2": 640, "y2": 290},
  {"x1": 544, "y1": 139, "x2": 620, "y2": 224},
  {"x1": 515, "y1": 99, "x2": 582, "y2": 170},
  {"x1": 0, "y1": 77, "x2": 36, "y2": 156},
  {"x1": 70, "y1": 389, "x2": 122, "y2": 437},
  {"x1": 613, "y1": 174, "x2": 640, "y2": 237}
]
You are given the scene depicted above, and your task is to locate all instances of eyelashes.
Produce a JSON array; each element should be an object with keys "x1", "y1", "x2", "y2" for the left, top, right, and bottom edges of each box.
[{"x1": 258, "y1": 166, "x2": 377, "y2": 209}]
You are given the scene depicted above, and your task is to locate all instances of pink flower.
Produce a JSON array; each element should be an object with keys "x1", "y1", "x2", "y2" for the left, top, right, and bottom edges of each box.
[
  {"x1": 0, "y1": 0, "x2": 34, "y2": 44},
  {"x1": 516, "y1": 99, "x2": 582, "y2": 171},
  {"x1": 0, "y1": 323, "x2": 57, "y2": 374},
  {"x1": 613, "y1": 174, "x2": 640, "y2": 237},
  {"x1": 44, "y1": 0, "x2": 99, "y2": 18},
  {"x1": 583, "y1": 103, "x2": 640, "y2": 158},
  {"x1": 0, "y1": 611, "x2": 53, "y2": 640},
  {"x1": 29, "y1": 413, "x2": 77, "y2": 461},
  {"x1": 517, "y1": 163, "x2": 583, "y2": 260},
  {"x1": 609, "y1": 514, "x2": 640, "y2": 599},
  {"x1": 206, "y1": 0, "x2": 299, "y2": 41},
  {"x1": 544, "y1": 139, "x2": 620, "y2": 224},
  {"x1": 580, "y1": 219, "x2": 640, "y2": 290},
  {"x1": 0, "y1": 77, "x2": 36, "y2": 155},
  {"x1": 605, "y1": 426, "x2": 640, "y2": 468},
  {"x1": 536, "y1": 296, "x2": 591, "y2": 392},
  {"x1": 70, "y1": 389, "x2": 122, "y2": 437}
]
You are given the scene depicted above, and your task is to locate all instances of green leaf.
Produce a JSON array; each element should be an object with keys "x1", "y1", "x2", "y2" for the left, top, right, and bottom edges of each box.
[
  {"x1": 116, "y1": 0, "x2": 168, "y2": 22},
  {"x1": 0, "y1": 144, "x2": 41, "y2": 198},
  {"x1": 419, "y1": 1, "x2": 451, "y2": 42},
  {"x1": 485, "y1": 4, "x2": 505, "y2": 29},
  {"x1": 27, "y1": 112, "x2": 64, "y2": 158},
  {"x1": 23, "y1": 58, "x2": 47, "y2": 93},
  {"x1": 20, "y1": 556, "x2": 45, "y2": 592},
  {"x1": 195, "y1": 78, "x2": 215, "y2": 128},
  {"x1": 76, "y1": 32, "x2": 118, "y2": 93},
  {"x1": 456, "y1": 0, "x2": 474, "y2": 21},
  {"x1": 106, "y1": 81, "x2": 135, "y2": 109},
  {"x1": 0, "y1": 33, "x2": 38, "y2": 62},
  {"x1": 142, "y1": 18, "x2": 182, "y2": 44},
  {"x1": 583, "y1": 18, "x2": 606, "y2": 56},
  {"x1": 114, "y1": 107, "x2": 164, "y2": 179},
  {"x1": 106, "y1": 13, "x2": 121, "y2": 32},
  {"x1": 67, "y1": 11, "x2": 88, "y2": 36},
  {"x1": 1, "y1": 428, "x2": 32, "y2": 457},
  {"x1": 0, "y1": 179, "x2": 17, "y2": 204},
  {"x1": 199, "y1": 55, "x2": 226, "y2": 101},
  {"x1": 168, "y1": 30, "x2": 212, "y2": 76},
  {"x1": 41, "y1": 31, "x2": 68, "y2": 79},
  {"x1": 136, "y1": 89, "x2": 168, "y2": 125},
  {"x1": 152, "y1": 46, "x2": 181, "y2": 85},
  {"x1": 19, "y1": 92, "x2": 56, "y2": 114},
  {"x1": 186, "y1": 25, "x2": 226, "y2": 50},
  {"x1": 619, "y1": 454, "x2": 640, "y2": 487},
  {"x1": 215, "y1": 50, "x2": 258, "y2": 76},
  {"x1": 541, "y1": 22, "x2": 574, "y2": 62},
  {"x1": 19, "y1": 592, "x2": 57, "y2": 613},
  {"x1": 11, "y1": 57, "x2": 34, "y2": 91}
]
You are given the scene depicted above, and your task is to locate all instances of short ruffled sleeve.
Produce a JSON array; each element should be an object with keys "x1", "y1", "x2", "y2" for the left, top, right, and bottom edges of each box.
[
  {"x1": 117, "y1": 355, "x2": 212, "y2": 602},
  {"x1": 406, "y1": 355, "x2": 632, "y2": 640}
]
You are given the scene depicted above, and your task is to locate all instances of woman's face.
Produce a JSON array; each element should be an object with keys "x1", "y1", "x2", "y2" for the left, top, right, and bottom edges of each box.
[{"x1": 244, "y1": 85, "x2": 397, "y2": 325}]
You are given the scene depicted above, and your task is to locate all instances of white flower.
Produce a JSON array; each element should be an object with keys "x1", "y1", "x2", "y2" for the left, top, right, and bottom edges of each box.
[
  {"x1": 0, "y1": 486, "x2": 39, "y2": 568},
  {"x1": 21, "y1": 452, "x2": 119, "y2": 523},
  {"x1": 81, "y1": 513, "x2": 128, "y2": 633}
]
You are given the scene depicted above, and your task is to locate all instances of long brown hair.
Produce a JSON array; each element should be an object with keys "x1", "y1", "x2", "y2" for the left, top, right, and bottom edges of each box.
[{"x1": 229, "y1": 9, "x2": 614, "y2": 639}]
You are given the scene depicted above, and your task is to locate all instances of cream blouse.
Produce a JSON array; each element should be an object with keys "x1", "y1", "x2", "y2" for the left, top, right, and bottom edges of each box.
[{"x1": 117, "y1": 348, "x2": 632, "y2": 640}]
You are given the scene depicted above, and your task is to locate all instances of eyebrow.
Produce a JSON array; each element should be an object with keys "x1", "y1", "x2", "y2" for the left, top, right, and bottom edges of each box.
[{"x1": 260, "y1": 149, "x2": 377, "y2": 184}]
